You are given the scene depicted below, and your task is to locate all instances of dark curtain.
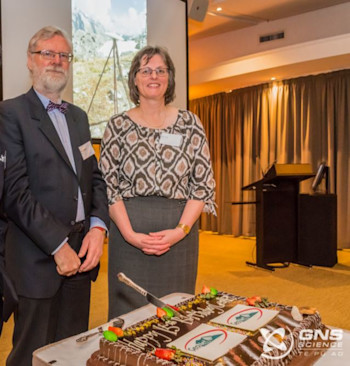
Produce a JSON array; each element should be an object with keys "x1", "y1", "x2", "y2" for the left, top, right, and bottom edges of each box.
[{"x1": 190, "y1": 69, "x2": 350, "y2": 248}]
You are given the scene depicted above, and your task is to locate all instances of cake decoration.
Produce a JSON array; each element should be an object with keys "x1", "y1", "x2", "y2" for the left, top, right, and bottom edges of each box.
[
  {"x1": 291, "y1": 306, "x2": 303, "y2": 321},
  {"x1": 298, "y1": 306, "x2": 318, "y2": 315},
  {"x1": 161, "y1": 306, "x2": 176, "y2": 319},
  {"x1": 87, "y1": 289, "x2": 325, "y2": 366},
  {"x1": 201, "y1": 286, "x2": 218, "y2": 298},
  {"x1": 246, "y1": 296, "x2": 269, "y2": 308},
  {"x1": 168, "y1": 323, "x2": 247, "y2": 362},
  {"x1": 154, "y1": 348, "x2": 183, "y2": 362},
  {"x1": 102, "y1": 330, "x2": 117, "y2": 342},
  {"x1": 211, "y1": 304, "x2": 279, "y2": 331},
  {"x1": 108, "y1": 326, "x2": 124, "y2": 337}
]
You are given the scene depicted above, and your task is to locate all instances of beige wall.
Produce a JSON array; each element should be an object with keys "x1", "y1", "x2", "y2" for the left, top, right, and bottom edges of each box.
[{"x1": 1, "y1": 0, "x2": 73, "y2": 101}]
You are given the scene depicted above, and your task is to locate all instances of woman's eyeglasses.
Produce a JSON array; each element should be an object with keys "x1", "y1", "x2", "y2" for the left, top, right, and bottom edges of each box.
[{"x1": 137, "y1": 67, "x2": 169, "y2": 77}]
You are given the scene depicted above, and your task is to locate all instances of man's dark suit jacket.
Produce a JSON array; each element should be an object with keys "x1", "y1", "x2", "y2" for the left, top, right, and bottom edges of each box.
[
  {"x1": 0, "y1": 88, "x2": 109, "y2": 299},
  {"x1": 0, "y1": 148, "x2": 18, "y2": 334}
]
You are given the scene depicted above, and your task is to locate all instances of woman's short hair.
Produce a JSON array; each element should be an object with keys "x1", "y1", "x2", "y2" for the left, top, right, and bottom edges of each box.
[
  {"x1": 27, "y1": 26, "x2": 72, "y2": 53},
  {"x1": 128, "y1": 46, "x2": 176, "y2": 105}
]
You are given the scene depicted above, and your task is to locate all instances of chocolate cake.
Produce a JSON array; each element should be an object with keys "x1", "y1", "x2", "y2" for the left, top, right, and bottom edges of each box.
[{"x1": 86, "y1": 291, "x2": 324, "y2": 366}]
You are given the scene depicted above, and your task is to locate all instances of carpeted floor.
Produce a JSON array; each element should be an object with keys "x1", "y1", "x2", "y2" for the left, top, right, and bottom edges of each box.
[
  {"x1": 196, "y1": 233, "x2": 350, "y2": 331},
  {"x1": 1, "y1": 232, "x2": 350, "y2": 365}
]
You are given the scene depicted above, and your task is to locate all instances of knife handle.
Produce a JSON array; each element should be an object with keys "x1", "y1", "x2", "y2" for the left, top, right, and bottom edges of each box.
[{"x1": 117, "y1": 272, "x2": 147, "y2": 297}]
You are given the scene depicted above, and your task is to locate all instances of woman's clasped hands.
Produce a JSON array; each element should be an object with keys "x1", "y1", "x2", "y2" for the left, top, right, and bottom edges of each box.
[{"x1": 125, "y1": 228, "x2": 186, "y2": 256}]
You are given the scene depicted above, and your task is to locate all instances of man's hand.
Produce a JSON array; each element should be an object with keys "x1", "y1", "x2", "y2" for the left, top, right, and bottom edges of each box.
[
  {"x1": 78, "y1": 227, "x2": 105, "y2": 273},
  {"x1": 54, "y1": 242, "x2": 81, "y2": 276}
]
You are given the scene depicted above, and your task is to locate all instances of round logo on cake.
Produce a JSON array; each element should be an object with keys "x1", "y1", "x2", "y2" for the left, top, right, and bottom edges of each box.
[
  {"x1": 185, "y1": 329, "x2": 227, "y2": 351},
  {"x1": 260, "y1": 326, "x2": 294, "y2": 360}
]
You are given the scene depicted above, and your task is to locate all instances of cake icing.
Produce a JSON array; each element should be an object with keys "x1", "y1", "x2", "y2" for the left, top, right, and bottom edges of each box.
[{"x1": 87, "y1": 291, "x2": 324, "y2": 366}]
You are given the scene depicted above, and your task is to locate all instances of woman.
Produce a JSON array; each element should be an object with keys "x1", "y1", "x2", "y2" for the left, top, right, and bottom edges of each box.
[{"x1": 99, "y1": 46, "x2": 216, "y2": 318}]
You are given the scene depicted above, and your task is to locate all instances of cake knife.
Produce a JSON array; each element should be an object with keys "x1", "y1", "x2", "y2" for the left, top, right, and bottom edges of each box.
[{"x1": 117, "y1": 272, "x2": 183, "y2": 317}]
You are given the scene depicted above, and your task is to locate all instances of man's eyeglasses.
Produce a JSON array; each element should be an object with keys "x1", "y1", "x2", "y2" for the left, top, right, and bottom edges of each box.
[
  {"x1": 137, "y1": 67, "x2": 169, "y2": 77},
  {"x1": 31, "y1": 50, "x2": 73, "y2": 63}
]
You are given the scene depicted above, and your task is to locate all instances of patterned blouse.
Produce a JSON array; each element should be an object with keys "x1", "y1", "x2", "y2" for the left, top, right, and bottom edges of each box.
[{"x1": 99, "y1": 110, "x2": 216, "y2": 215}]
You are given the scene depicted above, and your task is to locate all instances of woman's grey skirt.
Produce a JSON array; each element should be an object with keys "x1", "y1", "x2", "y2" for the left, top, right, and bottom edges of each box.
[{"x1": 108, "y1": 196, "x2": 199, "y2": 319}]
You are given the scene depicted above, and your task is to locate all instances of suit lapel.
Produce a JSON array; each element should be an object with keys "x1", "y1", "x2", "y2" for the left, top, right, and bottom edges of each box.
[{"x1": 26, "y1": 88, "x2": 74, "y2": 172}]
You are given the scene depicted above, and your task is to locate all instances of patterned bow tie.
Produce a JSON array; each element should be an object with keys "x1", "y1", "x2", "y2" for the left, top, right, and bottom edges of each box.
[{"x1": 46, "y1": 100, "x2": 68, "y2": 114}]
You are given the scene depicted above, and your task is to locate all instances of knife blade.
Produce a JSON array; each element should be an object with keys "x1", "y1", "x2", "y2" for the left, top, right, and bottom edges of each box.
[{"x1": 117, "y1": 272, "x2": 183, "y2": 317}]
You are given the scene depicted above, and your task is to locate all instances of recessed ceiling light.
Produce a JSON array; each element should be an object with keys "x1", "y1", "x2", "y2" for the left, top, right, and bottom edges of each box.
[
  {"x1": 271, "y1": 77, "x2": 276, "y2": 81},
  {"x1": 216, "y1": 7, "x2": 222, "y2": 12}
]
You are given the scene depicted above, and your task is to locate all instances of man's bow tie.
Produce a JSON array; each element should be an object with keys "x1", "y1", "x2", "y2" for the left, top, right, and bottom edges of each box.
[{"x1": 46, "y1": 100, "x2": 68, "y2": 114}]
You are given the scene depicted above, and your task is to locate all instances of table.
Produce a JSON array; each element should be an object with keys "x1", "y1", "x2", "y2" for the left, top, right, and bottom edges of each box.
[
  {"x1": 33, "y1": 293, "x2": 350, "y2": 366},
  {"x1": 33, "y1": 293, "x2": 190, "y2": 366}
]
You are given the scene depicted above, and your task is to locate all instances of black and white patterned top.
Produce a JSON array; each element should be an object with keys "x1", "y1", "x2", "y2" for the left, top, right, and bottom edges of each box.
[{"x1": 99, "y1": 110, "x2": 216, "y2": 215}]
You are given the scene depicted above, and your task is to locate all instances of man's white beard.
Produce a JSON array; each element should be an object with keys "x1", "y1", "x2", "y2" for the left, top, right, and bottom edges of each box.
[{"x1": 33, "y1": 66, "x2": 69, "y2": 95}]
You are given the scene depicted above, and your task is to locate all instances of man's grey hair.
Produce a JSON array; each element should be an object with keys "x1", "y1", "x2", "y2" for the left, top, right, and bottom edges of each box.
[{"x1": 27, "y1": 26, "x2": 72, "y2": 53}]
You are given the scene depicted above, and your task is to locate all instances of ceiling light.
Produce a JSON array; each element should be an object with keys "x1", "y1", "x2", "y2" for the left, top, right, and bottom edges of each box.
[
  {"x1": 271, "y1": 77, "x2": 276, "y2": 81},
  {"x1": 216, "y1": 7, "x2": 222, "y2": 12}
]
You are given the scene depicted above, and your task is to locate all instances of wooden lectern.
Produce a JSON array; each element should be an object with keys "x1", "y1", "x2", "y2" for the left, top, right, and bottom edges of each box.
[{"x1": 242, "y1": 164, "x2": 314, "y2": 270}]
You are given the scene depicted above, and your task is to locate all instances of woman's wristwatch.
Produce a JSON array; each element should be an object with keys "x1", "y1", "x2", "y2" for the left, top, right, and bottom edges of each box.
[{"x1": 176, "y1": 223, "x2": 191, "y2": 235}]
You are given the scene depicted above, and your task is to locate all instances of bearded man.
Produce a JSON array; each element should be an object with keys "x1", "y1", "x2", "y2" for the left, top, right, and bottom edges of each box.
[{"x1": 0, "y1": 26, "x2": 109, "y2": 366}]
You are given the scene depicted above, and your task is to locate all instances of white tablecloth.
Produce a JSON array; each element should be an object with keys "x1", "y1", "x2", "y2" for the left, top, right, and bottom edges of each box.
[
  {"x1": 32, "y1": 293, "x2": 190, "y2": 366},
  {"x1": 32, "y1": 293, "x2": 350, "y2": 366}
]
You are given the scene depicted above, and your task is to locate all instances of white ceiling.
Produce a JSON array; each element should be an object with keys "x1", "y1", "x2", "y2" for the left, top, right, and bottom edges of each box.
[
  {"x1": 189, "y1": 0, "x2": 350, "y2": 40},
  {"x1": 188, "y1": 0, "x2": 350, "y2": 99}
]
